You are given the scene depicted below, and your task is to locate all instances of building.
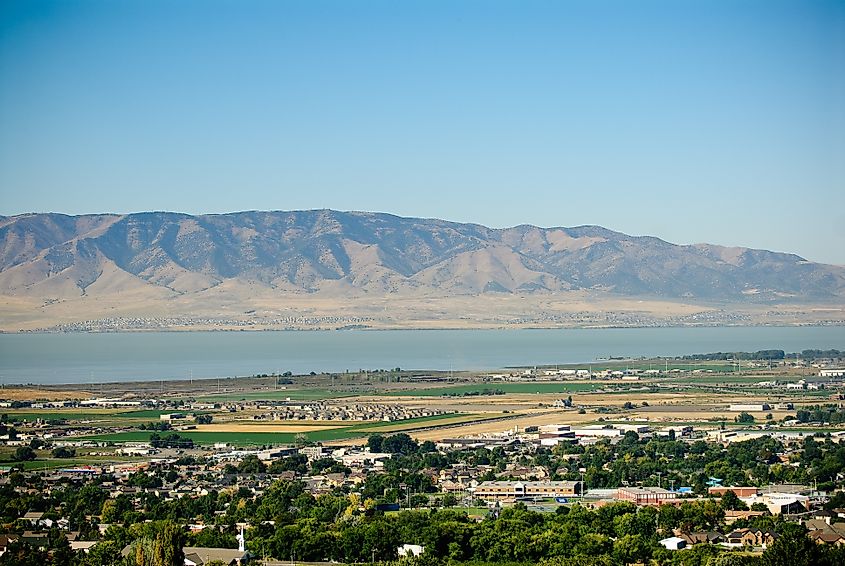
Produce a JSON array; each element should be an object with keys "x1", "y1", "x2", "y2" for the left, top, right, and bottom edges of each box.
[
  {"x1": 616, "y1": 487, "x2": 678, "y2": 506},
  {"x1": 750, "y1": 493, "x2": 810, "y2": 515},
  {"x1": 659, "y1": 537, "x2": 686, "y2": 551},
  {"x1": 819, "y1": 369, "x2": 845, "y2": 378},
  {"x1": 572, "y1": 426, "x2": 623, "y2": 438},
  {"x1": 473, "y1": 481, "x2": 583, "y2": 502},
  {"x1": 183, "y1": 547, "x2": 251, "y2": 566},
  {"x1": 538, "y1": 425, "x2": 576, "y2": 446},
  {"x1": 724, "y1": 528, "x2": 777, "y2": 549},
  {"x1": 398, "y1": 544, "x2": 425, "y2": 557},
  {"x1": 123, "y1": 545, "x2": 250, "y2": 565},
  {"x1": 729, "y1": 404, "x2": 770, "y2": 412},
  {"x1": 708, "y1": 487, "x2": 759, "y2": 498}
]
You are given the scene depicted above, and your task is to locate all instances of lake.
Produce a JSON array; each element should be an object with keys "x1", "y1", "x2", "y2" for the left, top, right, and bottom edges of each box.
[{"x1": 0, "y1": 326, "x2": 842, "y2": 385}]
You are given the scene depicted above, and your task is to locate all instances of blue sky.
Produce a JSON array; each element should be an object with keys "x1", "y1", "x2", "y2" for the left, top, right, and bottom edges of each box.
[{"x1": 1, "y1": 0, "x2": 843, "y2": 264}]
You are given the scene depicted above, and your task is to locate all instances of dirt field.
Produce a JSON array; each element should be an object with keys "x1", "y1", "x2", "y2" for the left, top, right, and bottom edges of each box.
[
  {"x1": 408, "y1": 409, "x2": 598, "y2": 441},
  {"x1": 195, "y1": 423, "x2": 345, "y2": 433},
  {"x1": 0, "y1": 387, "x2": 91, "y2": 401}
]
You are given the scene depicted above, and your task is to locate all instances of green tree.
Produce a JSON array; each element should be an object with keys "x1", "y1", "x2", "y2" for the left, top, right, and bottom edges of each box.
[
  {"x1": 613, "y1": 534, "x2": 651, "y2": 565},
  {"x1": 237, "y1": 455, "x2": 267, "y2": 474},
  {"x1": 13, "y1": 446, "x2": 35, "y2": 461},
  {"x1": 367, "y1": 434, "x2": 385, "y2": 453},
  {"x1": 761, "y1": 527, "x2": 821, "y2": 566},
  {"x1": 721, "y1": 491, "x2": 748, "y2": 511},
  {"x1": 51, "y1": 446, "x2": 76, "y2": 458},
  {"x1": 153, "y1": 521, "x2": 185, "y2": 566},
  {"x1": 83, "y1": 541, "x2": 123, "y2": 566}
]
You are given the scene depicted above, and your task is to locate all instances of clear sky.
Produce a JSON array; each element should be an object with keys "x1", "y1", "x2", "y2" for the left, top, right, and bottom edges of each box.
[{"x1": 1, "y1": 0, "x2": 843, "y2": 264}]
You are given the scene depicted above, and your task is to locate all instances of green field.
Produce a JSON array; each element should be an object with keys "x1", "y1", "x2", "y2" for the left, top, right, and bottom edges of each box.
[
  {"x1": 196, "y1": 388, "x2": 360, "y2": 402},
  {"x1": 381, "y1": 382, "x2": 607, "y2": 397},
  {"x1": 667, "y1": 374, "x2": 803, "y2": 385},
  {"x1": 77, "y1": 412, "x2": 487, "y2": 446},
  {"x1": 5, "y1": 409, "x2": 187, "y2": 423}
]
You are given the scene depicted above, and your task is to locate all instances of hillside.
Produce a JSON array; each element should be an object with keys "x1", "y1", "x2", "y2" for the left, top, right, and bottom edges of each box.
[{"x1": 1, "y1": 210, "x2": 843, "y2": 330}]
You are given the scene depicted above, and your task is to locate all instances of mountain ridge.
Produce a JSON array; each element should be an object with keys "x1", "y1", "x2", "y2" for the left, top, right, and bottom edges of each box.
[
  {"x1": 1, "y1": 210, "x2": 843, "y2": 330},
  {"x1": 1, "y1": 209, "x2": 842, "y2": 299}
]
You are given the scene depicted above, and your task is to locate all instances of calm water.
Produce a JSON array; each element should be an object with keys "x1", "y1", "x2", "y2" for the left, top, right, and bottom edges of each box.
[{"x1": 0, "y1": 327, "x2": 843, "y2": 385}]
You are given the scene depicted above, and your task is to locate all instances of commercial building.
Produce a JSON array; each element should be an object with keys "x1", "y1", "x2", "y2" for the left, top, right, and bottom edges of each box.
[
  {"x1": 616, "y1": 487, "x2": 678, "y2": 506},
  {"x1": 708, "y1": 487, "x2": 759, "y2": 498},
  {"x1": 473, "y1": 481, "x2": 583, "y2": 501},
  {"x1": 729, "y1": 404, "x2": 771, "y2": 412}
]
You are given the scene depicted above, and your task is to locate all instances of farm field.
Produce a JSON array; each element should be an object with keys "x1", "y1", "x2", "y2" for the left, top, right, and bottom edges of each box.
[
  {"x1": 4, "y1": 409, "x2": 196, "y2": 423},
  {"x1": 380, "y1": 381, "x2": 608, "y2": 397},
  {"x1": 0, "y1": 447, "x2": 147, "y2": 470},
  {"x1": 196, "y1": 388, "x2": 361, "y2": 402},
  {"x1": 77, "y1": 412, "x2": 497, "y2": 446}
]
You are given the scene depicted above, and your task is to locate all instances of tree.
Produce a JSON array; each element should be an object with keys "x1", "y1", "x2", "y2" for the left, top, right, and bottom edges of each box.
[
  {"x1": 153, "y1": 521, "x2": 185, "y2": 566},
  {"x1": 613, "y1": 534, "x2": 651, "y2": 565},
  {"x1": 735, "y1": 412, "x2": 755, "y2": 424},
  {"x1": 237, "y1": 455, "x2": 267, "y2": 474},
  {"x1": 367, "y1": 434, "x2": 384, "y2": 453},
  {"x1": 195, "y1": 414, "x2": 213, "y2": 424},
  {"x1": 382, "y1": 433, "x2": 419, "y2": 455},
  {"x1": 707, "y1": 553, "x2": 760, "y2": 565},
  {"x1": 721, "y1": 491, "x2": 748, "y2": 511},
  {"x1": 84, "y1": 541, "x2": 123, "y2": 566},
  {"x1": 270, "y1": 454, "x2": 308, "y2": 475},
  {"x1": 52, "y1": 446, "x2": 76, "y2": 458},
  {"x1": 0, "y1": 540, "x2": 47, "y2": 565},
  {"x1": 761, "y1": 527, "x2": 822, "y2": 566},
  {"x1": 13, "y1": 446, "x2": 35, "y2": 461}
]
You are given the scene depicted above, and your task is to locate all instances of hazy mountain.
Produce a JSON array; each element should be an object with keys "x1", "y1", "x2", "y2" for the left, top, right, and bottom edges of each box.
[{"x1": 1, "y1": 210, "x2": 843, "y2": 306}]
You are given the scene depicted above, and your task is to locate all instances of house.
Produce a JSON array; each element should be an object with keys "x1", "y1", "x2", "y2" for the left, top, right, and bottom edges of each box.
[
  {"x1": 0, "y1": 535, "x2": 19, "y2": 557},
  {"x1": 805, "y1": 520, "x2": 845, "y2": 546},
  {"x1": 724, "y1": 528, "x2": 778, "y2": 549},
  {"x1": 675, "y1": 531, "x2": 724, "y2": 546},
  {"x1": 70, "y1": 540, "x2": 98, "y2": 553},
  {"x1": 398, "y1": 544, "x2": 425, "y2": 557},
  {"x1": 22, "y1": 511, "x2": 44, "y2": 526},
  {"x1": 809, "y1": 531, "x2": 845, "y2": 546},
  {"x1": 659, "y1": 537, "x2": 686, "y2": 550},
  {"x1": 122, "y1": 545, "x2": 250, "y2": 566}
]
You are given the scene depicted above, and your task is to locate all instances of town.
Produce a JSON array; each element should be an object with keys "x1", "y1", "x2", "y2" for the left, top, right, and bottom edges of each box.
[{"x1": 1, "y1": 351, "x2": 845, "y2": 566}]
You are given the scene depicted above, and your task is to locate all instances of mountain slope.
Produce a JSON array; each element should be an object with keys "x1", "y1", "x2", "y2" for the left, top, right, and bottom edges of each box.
[{"x1": 1, "y1": 210, "x2": 843, "y2": 308}]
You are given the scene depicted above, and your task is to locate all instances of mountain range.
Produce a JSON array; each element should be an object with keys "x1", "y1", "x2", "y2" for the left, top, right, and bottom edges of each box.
[{"x1": 1, "y1": 210, "x2": 843, "y2": 330}]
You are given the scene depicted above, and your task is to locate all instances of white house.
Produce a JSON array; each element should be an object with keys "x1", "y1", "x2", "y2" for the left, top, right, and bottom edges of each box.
[
  {"x1": 398, "y1": 544, "x2": 425, "y2": 557},
  {"x1": 659, "y1": 537, "x2": 687, "y2": 551}
]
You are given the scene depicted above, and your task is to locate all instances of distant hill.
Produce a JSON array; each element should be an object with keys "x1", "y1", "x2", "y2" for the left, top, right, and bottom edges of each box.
[{"x1": 1, "y1": 210, "x2": 843, "y2": 330}]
